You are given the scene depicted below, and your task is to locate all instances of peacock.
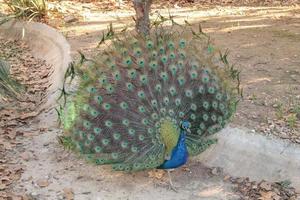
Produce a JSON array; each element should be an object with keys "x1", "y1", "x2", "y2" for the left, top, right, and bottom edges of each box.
[{"x1": 60, "y1": 19, "x2": 241, "y2": 189}]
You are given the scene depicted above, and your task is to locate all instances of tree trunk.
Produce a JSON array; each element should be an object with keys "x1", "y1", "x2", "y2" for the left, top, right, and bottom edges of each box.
[{"x1": 133, "y1": 0, "x2": 152, "y2": 35}]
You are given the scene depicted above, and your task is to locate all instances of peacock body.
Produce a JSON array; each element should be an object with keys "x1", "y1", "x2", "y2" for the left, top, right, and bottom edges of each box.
[{"x1": 61, "y1": 22, "x2": 240, "y2": 172}]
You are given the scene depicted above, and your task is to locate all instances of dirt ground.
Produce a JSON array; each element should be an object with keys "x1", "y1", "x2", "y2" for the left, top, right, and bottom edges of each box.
[{"x1": 1, "y1": 2, "x2": 300, "y2": 200}]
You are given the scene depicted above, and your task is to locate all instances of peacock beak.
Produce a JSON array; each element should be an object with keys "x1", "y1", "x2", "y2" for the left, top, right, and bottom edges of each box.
[{"x1": 187, "y1": 128, "x2": 191, "y2": 134}]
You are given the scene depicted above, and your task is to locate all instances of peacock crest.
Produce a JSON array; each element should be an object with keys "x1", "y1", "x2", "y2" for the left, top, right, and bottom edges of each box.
[{"x1": 59, "y1": 18, "x2": 241, "y2": 172}]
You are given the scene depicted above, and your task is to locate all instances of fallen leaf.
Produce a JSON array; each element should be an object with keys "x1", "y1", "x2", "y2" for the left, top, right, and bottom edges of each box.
[
  {"x1": 36, "y1": 179, "x2": 49, "y2": 188},
  {"x1": 63, "y1": 188, "x2": 74, "y2": 200}
]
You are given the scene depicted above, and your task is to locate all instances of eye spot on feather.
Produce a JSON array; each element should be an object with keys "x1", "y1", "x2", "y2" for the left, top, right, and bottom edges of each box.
[
  {"x1": 140, "y1": 74, "x2": 148, "y2": 85},
  {"x1": 102, "y1": 138, "x2": 110, "y2": 146},
  {"x1": 219, "y1": 103, "x2": 225, "y2": 111},
  {"x1": 138, "y1": 58, "x2": 145, "y2": 68},
  {"x1": 159, "y1": 45, "x2": 165, "y2": 53},
  {"x1": 155, "y1": 84, "x2": 162, "y2": 92},
  {"x1": 147, "y1": 128, "x2": 154, "y2": 134},
  {"x1": 138, "y1": 106, "x2": 146, "y2": 113},
  {"x1": 113, "y1": 71, "x2": 121, "y2": 81},
  {"x1": 212, "y1": 101, "x2": 218, "y2": 110},
  {"x1": 126, "y1": 82, "x2": 134, "y2": 91},
  {"x1": 128, "y1": 69, "x2": 137, "y2": 79},
  {"x1": 179, "y1": 39, "x2": 186, "y2": 48},
  {"x1": 122, "y1": 119, "x2": 129, "y2": 126},
  {"x1": 131, "y1": 146, "x2": 138, "y2": 153},
  {"x1": 83, "y1": 120, "x2": 91, "y2": 130},
  {"x1": 168, "y1": 109, "x2": 175, "y2": 116},
  {"x1": 124, "y1": 57, "x2": 132, "y2": 66},
  {"x1": 197, "y1": 129, "x2": 202, "y2": 135},
  {"x1": 198, "y1": 86, "x2": 205, "y2": 94},
  {"x1": 185, "y1": 89, "x2": 193, "y2": 98},
  {"x1": 190, "y1": 114, "x2": 196, "y2": 120},
  {"x1": 179, "y1": 112, "x2": 185, "y2": 118},
  {"x1": 146, "y1": 40, "x2": 154, "y2": 49},
  {"x1": 94, "y1": 146, "x2": 102, "y2": 153},
  {"x1": 150, "y1": 60, "x2": 158, "y2": 70},
  {"x1": 87, "y1": 86, "x2": 97, "y2": 93},
  {"x1": 106, "y1": 84, "x2": 114, "y2": 94},
  {"x1": 151, "y1": 113, "x2": 158, "y2": 120},
  {"x1": 102, "y1": 103, "x2": 111, "y2": 111},
  {"x1": 178, "y1": 76, "x2": 185, "y2": 86},
  {"x1": 142, "y1": 118, "x2": 149, "y2": 125},
  {"x1": 177, "y1": 60, "x2": 184, "y2": 69},
  {"x1": 138, "y1": 135, "x2": 145, "y2": 141},
  {"x1": 211, "y1": 114, "x2": 217, "y2": 122},
  {"x1": 189, "y1": 70, "x2": 198, "y2": 79},
  {"x1": 160, "y1": 108, "x2": 166, "y2": 114},
  {"x1": 94, "y1": 127, "x2": 102, "y2": 135},
  {"x1": 151, "y1": 50, "x2": 157, "y2": 58},
  {"x1": 163, "y1": 97, "x2": 169, "y2": 105},
  {"x1": 87, "y1": 134, "x2": 95, "y2": 141},
  {"x1": 134, "y1": 47, "x2": 142, "y2": 56},
  {"x1": 208, "y1": 86, "x2": 215, "y2": 94},
  {"x1": 121, "y1": 141, "x2": 128, "y2": 149},
  {"x1": 179, "y1": 50, "x2": 186, "y2": 59},
  {"x1": 199, "y1": 122, "x2": 206, "y2": 130},
  {"x1": 120, "y1": 102, "x2": 128, "y2": 110},
  {"x1": 168, "y1": 41, "x2": 175, "y2": 49},
  {"x1": 151, "y1": 99, "x2": 158, "y2": 107},
  {"x1": 201, "y1": 74, "x2": 210, "y2": 84},
  {"x1": 169, "y1": 52, "x2": 176, "y2": 59},
  {"x1": 105, "y1": 120, "x2": 113, "y2": 128},
  {"x1": 203, "y1": 101, "x2": 210, "y2": 110},
  {"x1": 113, "y1": 132, "x2": 121, "y2": 140},
  {"x1": 175, "y1": 98, "x2": 181, "y2": 106},
  {"x1": 128, "y1": 128, "x2": 136, "y2": 136},
  {"x1": 190, "y1": 103, "x2": 197, "y2": 111},
  {"x1": 160, "y1": 72, "x2": 168, "y2": 81},
  {"x1": 137, "y1": 90, "x2": 146, "y2": 99},
  {"x1": 169, "y1": 86, "x2": 177, "y2": 96},
  {"x1": 216, "y1": 93, "x2": 223, "y2": 101},
  {"x1": 99, "y1": 75, "x2": 107, "y2": 85},
  {"x1": 161, "y1": 55, "x2": 168, "y2": 63},
  {"x1": 202, "y1": 113, "x2": 209, "y2": 121},
  {"x1": 169, "y1": 65, "x2": 177, "y2": 76},
  {"x1": 95, "y1": 96, "x2": 103, "y2": 104},
  {"x1": 112, "y1": 153, "x2": 119, "y2": 159}
]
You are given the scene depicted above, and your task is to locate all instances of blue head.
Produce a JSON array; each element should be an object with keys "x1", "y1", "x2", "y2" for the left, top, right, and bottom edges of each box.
[{"x1": 181, "y1": 120, "x2": 191, "y2": 135}]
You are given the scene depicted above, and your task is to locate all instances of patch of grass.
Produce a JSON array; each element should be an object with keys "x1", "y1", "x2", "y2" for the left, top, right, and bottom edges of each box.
[
  {"x1": 0, "y1": 59, "x2": 24, "y2": 99},
  {"x1": 272, "y1": 29, "x2": 300, "y2": 42},
  {"x1": 287, "y1": 114, "x2": 297, "y2": 128},
  {"x1": 2, "y1": 0, "x2": 47, "y2": 22},
  {"x1": 57, "y1": 135, "x2": 76, "y2": 151},
  {"x1": 274, "y1": 87, "x2": 300, "y2": 129},
  {"x1": 275, "y1": 103, "x2": 285, "y2": 120}
]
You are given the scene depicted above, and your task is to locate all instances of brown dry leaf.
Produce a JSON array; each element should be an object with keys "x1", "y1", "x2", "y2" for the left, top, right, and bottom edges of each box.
[
  {"x1": 148, "y1": 169, "x2": 165, "y2": 179},
  {"x1": 0, "y1": 183, "x2": 7, "y2": 191},
  {"x1": 259, "y1": 191, "x2": 275, "y2": 200},
  {"x1": 36, "y1": 179, "x2": 50, "y2": 188},
  {"x1": 63, "y1": 188, "x2": 74, "y2": 200},
  {"x1": 260, "y1": 181, "x2": 272, "y2": 191},
  {"x1": 20, "y1": 152, "x2": 31, "y2": 161}
]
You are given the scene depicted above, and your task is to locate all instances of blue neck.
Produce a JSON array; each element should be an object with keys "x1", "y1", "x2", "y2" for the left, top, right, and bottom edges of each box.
[
  {"x1": 157, "y1": 129, "x2": 189, "y2": 169},
  {"x1": 178, "y1": 130, "x2": 186, "y2": 147}
]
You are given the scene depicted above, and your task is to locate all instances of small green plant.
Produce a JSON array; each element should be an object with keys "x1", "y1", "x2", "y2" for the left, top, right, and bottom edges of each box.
[
  {"x1": 286, "y1": 114, "x2": 297, "y2": 128},
  {"x1": 0, "y1": 59, "x2": 24, "y2": 99},
  {"x1": 57, "y1": 135, "x2": 76, "y2": 151},
  {"x1": 2, "y1": 0, "x2": 47, "y2": 22},
  {"x1": 275, "y1": 103, "x2": 285, "y2": 119}
]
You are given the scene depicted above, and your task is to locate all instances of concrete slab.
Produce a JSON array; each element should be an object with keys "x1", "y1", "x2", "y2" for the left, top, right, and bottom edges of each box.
[{"x1": 197, "y1": 126, "x2": 300, "y2": 191}]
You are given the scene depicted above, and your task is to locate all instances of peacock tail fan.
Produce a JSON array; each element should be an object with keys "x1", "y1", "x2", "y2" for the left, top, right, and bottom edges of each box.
[{"x1": 60, "y1": 20, "x2": 241, "y2": 172}]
